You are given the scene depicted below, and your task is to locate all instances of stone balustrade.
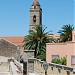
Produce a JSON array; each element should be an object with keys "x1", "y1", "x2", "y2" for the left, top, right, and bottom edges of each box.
[
  {"x1": 11, "y1": 57, "x2": 23, "y2": 72},
  {"x1": 9, "y1": 57, "x2": 23, "y2": 75},
  {"x1": 28, "y1": 58, "x2": 75, "y2": 75}
]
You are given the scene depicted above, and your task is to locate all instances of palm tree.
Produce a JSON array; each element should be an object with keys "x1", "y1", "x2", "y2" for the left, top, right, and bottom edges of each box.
[
  {"x1": 23, "y1": 25, "x2": 54, "y2": 60},
  {"x1": 58, "y1": 24, "x2": 74, "y2": 42}
]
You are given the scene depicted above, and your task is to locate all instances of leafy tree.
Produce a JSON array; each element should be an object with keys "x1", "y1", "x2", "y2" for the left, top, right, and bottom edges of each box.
[
  {"x1": 58, "y1": 24, "x2": 74, "y2": 42},
  {"x1": 23, "y1": 25, "x2": 54, "y2": 60}
]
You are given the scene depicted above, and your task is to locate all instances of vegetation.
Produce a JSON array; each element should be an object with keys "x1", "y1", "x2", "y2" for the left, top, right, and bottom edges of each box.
[
  {"x1": 23, "y1": 25, "x2": 54, "y2": 61},
  {"x1": 51, "y1": 57, "x2": 67, "y2": 65},
  {"x1": 58, "y1": 24, "x2": 74, "y2": 42},
  {"x1": 23, "y1": 24, "x2": 74, "y2": 61}
]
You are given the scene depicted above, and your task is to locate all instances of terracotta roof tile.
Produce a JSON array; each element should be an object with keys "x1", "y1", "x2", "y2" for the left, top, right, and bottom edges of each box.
[
  {"x1": 48, "y1": 34, "x2": 60, "y2": 39},
  {"x1": 0, "y1": 36, "x2": 25, "y2": 46},
  {"x1": 0, "y1": 34, "x2": 59, "y2": 46}
]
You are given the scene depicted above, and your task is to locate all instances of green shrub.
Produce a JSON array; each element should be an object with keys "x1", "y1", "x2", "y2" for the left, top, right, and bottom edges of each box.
[
  {"x1": 51, "y1": 57, "x2": 67, "y2": 65},
  {"x1": 60, "y1": 57, "x2": 67, "y2": 65}
]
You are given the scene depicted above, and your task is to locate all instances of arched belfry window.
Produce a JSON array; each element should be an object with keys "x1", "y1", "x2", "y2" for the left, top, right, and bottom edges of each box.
[
  {"x1": 33, "y1": 15, "x2": 36, "y2": 23},
  {"x1": 34, "y1": 6, "x2": 36, "y2": 9}
]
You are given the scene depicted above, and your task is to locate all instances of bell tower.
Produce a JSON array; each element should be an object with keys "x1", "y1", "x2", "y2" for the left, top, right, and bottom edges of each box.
[{"x1": 30, "y1": 0, "x2": 42, "y2": 30}]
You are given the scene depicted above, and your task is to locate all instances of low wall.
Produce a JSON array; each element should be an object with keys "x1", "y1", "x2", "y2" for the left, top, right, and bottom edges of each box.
[
  {"x1": 9, "y1": 57, "x2": 23, "y2": 75},
  {"x1": 22, "y1": 50, "x2": 35, "y2": 74},
  {"x1": 22, "y1": 50, "x2": 35, "y2": 62},
  {"x1": 28, "y1": 58, "x2": 75, "y2": 75}
]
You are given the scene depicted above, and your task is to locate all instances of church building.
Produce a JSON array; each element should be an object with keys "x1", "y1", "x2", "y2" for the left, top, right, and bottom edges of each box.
[
  {"x1": 0, "y1": 0, "x2": 43, "y2": 60},
  {"x1": 0, "y1": 0, "x2": 59, "y2": 60}
]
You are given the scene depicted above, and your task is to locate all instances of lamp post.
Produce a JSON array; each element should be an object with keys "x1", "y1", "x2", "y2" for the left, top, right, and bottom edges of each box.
[{"x1": 43, "y1": 61, "x2": 49, "y2": 75}]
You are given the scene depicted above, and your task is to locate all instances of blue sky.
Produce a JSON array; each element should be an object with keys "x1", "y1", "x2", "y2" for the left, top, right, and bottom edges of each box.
[{"x1": 0, "y1": 0, "x2": 74, "y2": 36}]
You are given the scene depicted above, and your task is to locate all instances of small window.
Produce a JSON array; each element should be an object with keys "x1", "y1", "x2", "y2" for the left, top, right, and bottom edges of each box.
[
  {"x1": 71, "y1": 55, "x2": 75, "y2": 66},
  {"x1": 52, "y1": 55, "x2": 59, "y2": 59},
  {"x1": 33, "y1": 15, "x2": 36, "y2": 22}
]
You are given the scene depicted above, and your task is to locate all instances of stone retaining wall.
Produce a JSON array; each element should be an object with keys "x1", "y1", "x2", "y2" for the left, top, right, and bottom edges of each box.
[{"x1": 0, "y1": 39, "x2": 18, "y2": 59}]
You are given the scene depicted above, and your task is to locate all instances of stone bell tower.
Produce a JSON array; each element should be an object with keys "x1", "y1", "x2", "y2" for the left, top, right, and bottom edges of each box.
[{"x1": 30, "y1": 0, "x2": 42, "y2": 30}]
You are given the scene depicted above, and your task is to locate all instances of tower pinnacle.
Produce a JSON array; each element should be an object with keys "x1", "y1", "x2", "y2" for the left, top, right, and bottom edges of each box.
[
  {"x1": 30, "y1": 0, "x2": 42, "y2": 30},
  {"x1": 32, "y1": 0, "x2": 40, "y2": 6}
]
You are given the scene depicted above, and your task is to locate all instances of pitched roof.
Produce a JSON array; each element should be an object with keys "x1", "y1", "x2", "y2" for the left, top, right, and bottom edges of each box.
[
  {"x1": 0, "y1": 34, "x2": 60, "y2": 46},
  {"x1": 0, "y1": 38, "x2": 17, "y2": 46},
  {"x1": 48, "y1": 34, "x2": 60, "y2": 39},
  {"x1": 0, "y1": 36, "x2": 25, "y2": 46}
]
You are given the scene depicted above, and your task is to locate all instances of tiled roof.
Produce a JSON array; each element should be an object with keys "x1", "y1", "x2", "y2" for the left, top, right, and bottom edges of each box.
[
  {"x1": 0, "y1": 36, "x2": 25, "y2": 46},
  {"x1": 48, "y1": 34, "x2": 60, "y2": 39},
  {"x1": 0, "y1": 34, "x2": 59, "y2": 46},
  {"x1": 32, "y1": 0, "x2": 40, "y2": 6}
]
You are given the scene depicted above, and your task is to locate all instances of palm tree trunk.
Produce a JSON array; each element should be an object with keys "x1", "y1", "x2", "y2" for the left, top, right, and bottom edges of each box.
[{"x1": 34, "y1": 42, "x2": 38, "y2": 58}]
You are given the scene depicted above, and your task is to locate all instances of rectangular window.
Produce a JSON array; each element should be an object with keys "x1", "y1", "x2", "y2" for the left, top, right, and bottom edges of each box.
[
  {"x1": 52, "y1": 55, "x2": 59, "y2": 59},
  {"x1": 71, "y1": 55, "x2": 75, "y2": 66}
]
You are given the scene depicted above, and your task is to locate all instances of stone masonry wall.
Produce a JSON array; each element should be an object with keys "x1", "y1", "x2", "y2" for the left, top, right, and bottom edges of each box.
[
  {"x1": 22, "y1": 50, "x2": 35, "y2": 62},
  {"x1": 0, "y1": 39, "x2": 17, "y2": 59},
  {"x1": 22, "y1": 50, "x2": 35, "y2": 73}
]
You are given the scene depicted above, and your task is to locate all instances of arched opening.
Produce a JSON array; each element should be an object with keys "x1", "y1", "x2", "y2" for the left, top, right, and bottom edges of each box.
[{"x1": 33, "y1": 15, "x2": 36, "y2": 23}]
